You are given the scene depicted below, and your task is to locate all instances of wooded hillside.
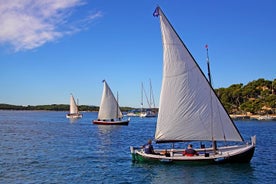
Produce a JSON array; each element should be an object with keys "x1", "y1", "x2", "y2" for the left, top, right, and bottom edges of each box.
[{"x1": 215, "y1": 78, "x2": 276, "y2": 115}]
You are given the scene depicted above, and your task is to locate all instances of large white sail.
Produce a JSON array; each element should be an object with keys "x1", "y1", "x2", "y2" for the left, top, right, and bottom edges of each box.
[
  {"x1": 70, "y1": 95, "x2": 79, "y2": 114},
  {"x1": 155, "y1": 7, "x2": 243, "y2": 143},
  {"x1": 98, "y1": 80, "x2": 123, "y2": 120}
]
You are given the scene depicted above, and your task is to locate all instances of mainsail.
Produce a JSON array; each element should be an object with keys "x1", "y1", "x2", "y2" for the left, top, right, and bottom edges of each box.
[
  {"x1": 98, "y1": 80, "x2": 123, "y2": 120},
  {"x1": 70, "y1": 95, "x2": 79, "y2": 114},
  {"x1": 154, "y1": 7, "x2": 243, "y2": 143}
]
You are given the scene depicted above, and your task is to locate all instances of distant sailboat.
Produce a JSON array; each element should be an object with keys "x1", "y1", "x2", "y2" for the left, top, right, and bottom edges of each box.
[
  {"x1": 93, "y1": 80, "x2": 130, "y2": 125},
  {"x1": 130, "y1": 7, "x2": 256, "y2": 164},
  {"x1": 140, "y1": 80, "x2": 157, "y2": 118},
  {"x1": 66, "y1": 94, "x2": 83, "y2": 119},
  {"x1": 257, "y1": 115, "x2": 273, "y2": 121}
]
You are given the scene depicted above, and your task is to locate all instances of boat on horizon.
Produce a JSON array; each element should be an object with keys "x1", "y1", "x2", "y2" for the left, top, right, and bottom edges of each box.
[
  {"x1": 140, "y1": 110, "x2": 157, "y2": 118},
  {"x1": 139, "y1": 80, "x2": 157, "y2": 118},
  {"x1": 130, "y1": 7, "x2": 256, "y2": 164},
  {"x1": 66, "y1": 94, "x2": 83, "y2": 119},
  {"x1": 93, "y1": 80, "x2": 130, "y2": 125},
  {"x1": 257, "y1": 115, "x2": 274, "y2": 121},
  {"x1": 126, "y1": 81, "x2": 158, "y2": 118},
  {"x1": 126, "y1": 109, "x2": 141, "y2": 117}
]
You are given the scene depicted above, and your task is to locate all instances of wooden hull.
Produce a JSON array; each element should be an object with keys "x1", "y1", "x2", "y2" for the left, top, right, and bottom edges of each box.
[
  {"x1": 66, "y1": 113, "x2": 83, "y2": 119},
  {"x1": 93, "y1": 119, "x2": 129, "y2": 125},
  {"x1": 130, "y1": 137, "x2": 256, "y2": 164}
]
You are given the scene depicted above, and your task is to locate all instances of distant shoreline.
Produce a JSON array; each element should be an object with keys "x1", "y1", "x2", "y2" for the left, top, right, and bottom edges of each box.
[
  {"x1": 0, "y1": 103, "x2": 133, "y2": 112},
  {"x1": 230, "y1": 114, "x2": 276, "y2": 121},
  {"x1": 1, "y1": 108, "x2": 276, "y2": 121},
  {"x1": 0, "y1": 109, "x2": 98, "y2": 112}
]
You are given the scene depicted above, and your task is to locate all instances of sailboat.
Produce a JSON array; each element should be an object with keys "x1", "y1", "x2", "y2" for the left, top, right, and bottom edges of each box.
[
  {"x1": 93, "y1": 80, "x2": 130, "y2": 125},
  {"x1": 140, "y1": 80, "x2": 158, "y2": 118},
  {"x1": 66, "y1": 94, "x2": 83, "y2": 119},
  {"x1": 130, "y1": 7, "x2": 256, "y2": 164}
]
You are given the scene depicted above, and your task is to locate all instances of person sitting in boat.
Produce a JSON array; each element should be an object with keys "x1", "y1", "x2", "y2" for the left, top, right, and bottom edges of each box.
[
  {"x1": 142, "y1": 139, "x2": 156, "y2": 154},
  {"x1": 183, "y1": 144, "x2": 199, "y2": 156}
]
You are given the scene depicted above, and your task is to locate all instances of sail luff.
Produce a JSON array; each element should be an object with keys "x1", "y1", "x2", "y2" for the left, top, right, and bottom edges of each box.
[
  {"x1": 115, "y1": 90, "x2": 123, "y2": 119},
  {"x1": 154, "y1": 7, "x2": 243, "y2": 143}
]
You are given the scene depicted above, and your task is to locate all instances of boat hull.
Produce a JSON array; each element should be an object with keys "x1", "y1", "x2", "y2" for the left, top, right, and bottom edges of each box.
[
  {"x1": 66, "y1": 113, "x2": 83, "y2": 119},
  {"x1": 140, "y1": 114, "x2": 157, "y2": 118},
  {"x1": 130, "y1": 140, "x2": 255, "y2": 164},
  {"x1": 93, "y1": 119, "x2": 130, "y2": 125},
  {"x1": 140, "y1": 111, "x2": 157, "y2": 118}
]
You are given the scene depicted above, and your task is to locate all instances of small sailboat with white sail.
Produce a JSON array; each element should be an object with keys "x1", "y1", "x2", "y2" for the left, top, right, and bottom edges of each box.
[
  {"x1": 93, "y1": 80, "x2": 130, "y2": 125},
  {"x1": 66, "y1": 94, "x2": 83, "y2": 119},
  {"x1": 130, "y1": 7, "x2": 256, "y2": 164}
]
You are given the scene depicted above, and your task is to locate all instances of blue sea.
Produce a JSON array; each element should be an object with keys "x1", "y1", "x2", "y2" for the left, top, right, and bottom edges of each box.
[{"x1": 0, "y1": 111, "x2": 275, "y2": 183}]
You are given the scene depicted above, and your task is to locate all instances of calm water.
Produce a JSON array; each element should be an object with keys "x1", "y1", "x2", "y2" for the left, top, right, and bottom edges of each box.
[{"x1": 0, "y1": 111, "x2": 275, "y2": 183}]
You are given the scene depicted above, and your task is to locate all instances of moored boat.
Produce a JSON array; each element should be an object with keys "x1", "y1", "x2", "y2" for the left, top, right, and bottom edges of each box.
[
  {"x1": 140, "y1": 110, "x2": 157, "y2": 118},
  {"x1": 140, "y1": 80, "x2": 157, "y2": 118},
  {"x1": 126, "y1": 109, "x2": 141, "y2": 117},
  {"x1": 257, "y1": 115, "x2": 273, "y2": 121}
]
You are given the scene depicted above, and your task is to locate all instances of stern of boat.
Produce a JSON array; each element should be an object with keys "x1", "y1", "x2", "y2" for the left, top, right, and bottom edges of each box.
[{"x1": 130, "y1": 146, "x2": 139, "y2": 162}]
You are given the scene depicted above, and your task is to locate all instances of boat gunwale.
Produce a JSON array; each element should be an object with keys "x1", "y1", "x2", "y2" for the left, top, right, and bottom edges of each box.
[{"x1": 131, "y1": 143, "x2": 255, "y2": 163}]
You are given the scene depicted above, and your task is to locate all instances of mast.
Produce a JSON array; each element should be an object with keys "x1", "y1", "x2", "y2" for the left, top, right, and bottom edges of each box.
[
  {"x1": 206, "y1": 44, "x2": 212, "y2": 85},
  {"x1": 142, "y1": 82, "x2": 151, "y2": 109},
  {"x1": 141, "y1": 82, "x2": 143, "y2": 113},
  {"x1": 117, "y1": 91, "x2": 119, "y2": 119},
  {"x1": 144, "y1": 85, "x2": 151, "y2": 109},
  {"x1": 149, "y1": 79, "x2": 156, "y2": 108},
  {"x1": 206, "y1": 44, "x2": 217, "y2": 152},
  {"x1": 149, "y1": 79, "x2": 152, "y2": 108}
]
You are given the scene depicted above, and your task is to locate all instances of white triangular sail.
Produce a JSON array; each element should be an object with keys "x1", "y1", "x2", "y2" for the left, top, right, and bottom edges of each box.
[
  {"x1": 70, "y1": 95, "x2": 79, "y2": 114},
  {"x1": 98, "y1": 80, "x2": 123, "y2": 120},
  {"x1": 155, "y1": 7, "x2": 243, "y2": 143}
]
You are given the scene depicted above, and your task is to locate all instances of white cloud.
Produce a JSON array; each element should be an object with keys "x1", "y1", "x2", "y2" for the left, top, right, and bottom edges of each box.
[{"x1": 0, "y1": 0, "x2": 102, "y2": 52}]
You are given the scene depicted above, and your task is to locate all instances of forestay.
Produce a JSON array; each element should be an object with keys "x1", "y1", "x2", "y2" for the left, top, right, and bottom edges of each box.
[{"x1": 154, "y1": 7, "x2": 243, "y2": 143}]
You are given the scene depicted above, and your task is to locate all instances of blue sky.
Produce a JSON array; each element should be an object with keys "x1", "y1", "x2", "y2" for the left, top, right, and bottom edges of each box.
[{"x1": 0, "y1": 0, "x2": 275, "y2": 108}]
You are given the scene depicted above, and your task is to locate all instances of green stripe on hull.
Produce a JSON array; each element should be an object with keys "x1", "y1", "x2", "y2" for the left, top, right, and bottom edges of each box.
[
  {"x1": 132, "y1": 153, "x2": 159, "y2": 163},
  {"x1": 132, "y1": 153, "x2": 214, "y2": 165}
]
